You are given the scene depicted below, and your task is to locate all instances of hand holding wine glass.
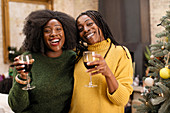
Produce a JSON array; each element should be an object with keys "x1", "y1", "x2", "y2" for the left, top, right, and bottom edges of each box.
[
  {"x1": 83, "y1": 51, "x2": 97, "y2": 87},
  {"x1": 19, "y1": 54, "x2": 35, "y2": 90}
]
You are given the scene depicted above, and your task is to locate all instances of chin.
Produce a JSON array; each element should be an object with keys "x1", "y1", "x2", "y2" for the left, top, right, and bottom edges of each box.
[{"x1": 55, "y1": 48, "x2": 62, "y2": 52}]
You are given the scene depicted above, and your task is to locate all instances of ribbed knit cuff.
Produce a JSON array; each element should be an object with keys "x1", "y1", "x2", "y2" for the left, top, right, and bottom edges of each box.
[{"x1": 107, "y1": 81, "x2": 132, "y2": 106}]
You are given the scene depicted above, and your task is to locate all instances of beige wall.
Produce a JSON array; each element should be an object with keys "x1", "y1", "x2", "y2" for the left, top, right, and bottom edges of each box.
[
  {"x1": 0, "y1": 0, "x2": 9, "y2": 75},
  {"x1": 0, "y1": 0, "x2": 98, "y2": 75},
  {"x1": 53, "y1": 0, "x2": 98, "y2": 18},
  {"x1": 149, "y1": 0, "x2": 170, "y2": 44}
]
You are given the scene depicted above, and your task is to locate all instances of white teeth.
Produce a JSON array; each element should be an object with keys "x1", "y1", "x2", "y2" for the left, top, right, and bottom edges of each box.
[
  {"x1": 86, "y1": 33, "x2": 94, "y2": 39},
  {"x1": 51, "y1": 39, "x2": 59, "y2": 43}
]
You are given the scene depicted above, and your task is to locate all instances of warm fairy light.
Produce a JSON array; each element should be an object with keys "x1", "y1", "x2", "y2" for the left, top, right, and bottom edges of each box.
[
  {"x1": 146, "y1": 102, "x2": 148, "y2": 105},
  {"x1": 159, "y1": 92, "x2": 164, "y2": 97}
]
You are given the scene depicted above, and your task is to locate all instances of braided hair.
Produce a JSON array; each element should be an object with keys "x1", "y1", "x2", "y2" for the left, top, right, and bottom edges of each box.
[
  {"x1": 76, "y1": 10, "x2": 119, "y2": 45},
  {"x1": 21, "y1": 9, "x2": 77, "y2": 54},
  {"x1": 76, "y1": 10, "x2": 129, "y2": 62}
]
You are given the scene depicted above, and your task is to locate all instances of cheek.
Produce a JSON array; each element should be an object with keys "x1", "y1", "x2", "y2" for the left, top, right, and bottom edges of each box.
[
  {"x1": 43, "y1": 33, "x2": 49, "y2": 40},
  {"x1": 43, "y1": 35, "x2": 47, "y2": 41},
  {"x1": 61, "y1": 34, "x2": 65, "y2": 45},
  {"x1": 43, "y1": 35, "x2": 49, "y2": 46},
  {"x1": 62, "y1": 38, "x2": 65, "y2": 44},
  {"x1": 79, "y1": 33, "x2": 86, "y2": 41},
  {"x1": 79, "y1": 32, "x2": 83, "y2": 38}
]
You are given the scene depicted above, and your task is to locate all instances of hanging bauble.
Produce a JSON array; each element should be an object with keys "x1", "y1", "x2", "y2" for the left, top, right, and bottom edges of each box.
[
  {"x1": 150, "y1": 55, "x2": 154, "y2": 59},
  {"x1": 161, "y1": 46, "x2": 165, "y2": 50},
  {"x1": 144, "y1": 77, "x2": 154, "y2": 86},
  {"x1": 159, "y1": 66, "x2": 170, "y2": 79}
]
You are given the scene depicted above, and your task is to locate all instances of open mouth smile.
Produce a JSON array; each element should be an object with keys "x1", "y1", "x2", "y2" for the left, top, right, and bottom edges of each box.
[
  {"x1": 86, "y1": 33, "x2": 94, "y2": 39},
  {"x1": 50, "y1": 39, "x2": 60, "y2": 46}
]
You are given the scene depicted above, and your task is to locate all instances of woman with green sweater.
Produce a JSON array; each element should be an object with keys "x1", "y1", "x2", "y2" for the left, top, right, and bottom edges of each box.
[
  {"x1": 69, "y1": 10, "x2": 133, "y2": 113},
  {"x1": 8, "y1": 10, "x2": 77, "y2": 113}
]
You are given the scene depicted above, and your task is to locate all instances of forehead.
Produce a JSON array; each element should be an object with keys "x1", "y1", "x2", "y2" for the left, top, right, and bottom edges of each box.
[
  {"x1": 45, "y1": 19, "x2": 62, "y2": 26},
  {"x1": 77, "y1": 15, "x2": 93, "y2": 25}
]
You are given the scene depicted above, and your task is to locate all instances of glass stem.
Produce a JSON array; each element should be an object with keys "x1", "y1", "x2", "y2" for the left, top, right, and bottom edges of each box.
[
  {"x1": 89, "y1": 76, "x2": 92, "y2": 85},
  {"x1": 26, "y1": 73, "x2": 30, "y2": 88}
]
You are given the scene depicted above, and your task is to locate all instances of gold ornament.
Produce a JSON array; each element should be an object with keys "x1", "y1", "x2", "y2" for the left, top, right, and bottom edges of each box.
[
  {"x1": 161, "y1": 46, "x2": 165, "y2": 50},
  {"x1": 159, "y1": 66, "x2": 170, "y2": 79}
]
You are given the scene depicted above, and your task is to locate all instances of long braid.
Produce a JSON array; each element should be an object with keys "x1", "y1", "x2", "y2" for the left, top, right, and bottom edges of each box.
[
  {"x1": 84, "y1": 10, "x2": 119, "y2": 45},
  {"x1": 75, "y1": 10, "x2": 129, "y2": 62}
]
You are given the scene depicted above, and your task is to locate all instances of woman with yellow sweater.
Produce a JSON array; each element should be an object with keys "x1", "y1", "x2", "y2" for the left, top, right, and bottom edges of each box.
[{"x1": 69, "y1": 10, "x2": 133, "y2": 113}]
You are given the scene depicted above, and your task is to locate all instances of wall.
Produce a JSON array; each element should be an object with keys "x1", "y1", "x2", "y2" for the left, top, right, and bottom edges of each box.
[
  {"x1": 0, "y1": 1, "x2": 9, "y2": 76},
  {"x1": 150, "y1": 0, "x2": 170, "y2": 44},
  {"x1": 54, "y1": 0, "x2": 98, "y2": 18},
  {"x1": 0, "y1": 0, "x2": 98, "y2": 75}
]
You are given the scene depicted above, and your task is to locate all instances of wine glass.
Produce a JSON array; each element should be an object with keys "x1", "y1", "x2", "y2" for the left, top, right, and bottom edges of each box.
[
  {"x1": 83, "y1": 51, "x2": 97, "y2": 88},
  {"x1": 19, "y1": 54, "x2": 35, "y2": 90}
]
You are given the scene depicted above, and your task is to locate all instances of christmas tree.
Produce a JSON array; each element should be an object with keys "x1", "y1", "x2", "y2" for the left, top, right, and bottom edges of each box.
[{"x1": 133, "y1": 9, "x2": 170, "y2": 113}]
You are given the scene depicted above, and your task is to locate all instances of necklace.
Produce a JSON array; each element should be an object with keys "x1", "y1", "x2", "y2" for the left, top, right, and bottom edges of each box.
[{"x1": 104, "y1": 42, "x2": 112, "y2": 59}]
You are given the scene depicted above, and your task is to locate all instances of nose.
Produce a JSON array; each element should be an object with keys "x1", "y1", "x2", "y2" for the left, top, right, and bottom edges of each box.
[
  {"x1": 84, "y1": 26, "x2": 90, "y2": 33},
  {"x1": 50, "y1": 29, "x2": 59, "y2": 37}
]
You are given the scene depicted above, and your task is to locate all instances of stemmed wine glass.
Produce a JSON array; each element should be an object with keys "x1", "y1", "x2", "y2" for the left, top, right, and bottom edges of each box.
[
  {"x1": 83, "y1": 51, "x2": 97, "y2": 88},
  {"x1": 19, "y1": 54, "x2": 35, "y2": 90}
]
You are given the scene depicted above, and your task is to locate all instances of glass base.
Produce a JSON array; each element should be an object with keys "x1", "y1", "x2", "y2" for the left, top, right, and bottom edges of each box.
[
  {"x1": 85, "y1": 82, "x2": 97, "y2": 88},
  {"x1": 22, "y1": 86, "x2": 35, "y2": 90},
  {"x1": 85, "y1": 85, "x2": 97, "y2": 88}
]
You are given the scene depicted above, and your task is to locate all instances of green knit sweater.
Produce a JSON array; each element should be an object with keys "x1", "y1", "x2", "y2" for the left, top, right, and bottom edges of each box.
[{"x1": 8, "y1": 50, "x2": 76, "y2": 113}]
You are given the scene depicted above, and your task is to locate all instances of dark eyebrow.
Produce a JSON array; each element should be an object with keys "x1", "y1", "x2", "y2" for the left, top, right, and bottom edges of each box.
[
  {"x1": 44, "y1": 24, "x2": 61, "y2": 28},
  {"x1": 85, "y1": 19, "x2": 90, "y2": 22}
]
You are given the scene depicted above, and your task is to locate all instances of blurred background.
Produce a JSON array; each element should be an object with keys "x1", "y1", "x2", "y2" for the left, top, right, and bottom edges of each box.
[{"x1": 0, "y1": 0, "x2": 170, "y2": 113}]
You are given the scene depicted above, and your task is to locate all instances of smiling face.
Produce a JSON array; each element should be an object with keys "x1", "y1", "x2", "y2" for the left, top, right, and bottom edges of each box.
[
  {"x1": 43, "y1": 19, "x2": 65, "y2": 55},
  {"x1": 77, "y1": 15, "x2": 104, "y2": 45}
]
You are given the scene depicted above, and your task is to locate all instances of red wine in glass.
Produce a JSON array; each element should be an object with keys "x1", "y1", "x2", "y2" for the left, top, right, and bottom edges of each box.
[
  {"x1": 24, "y1": 64, "x2": 33, "y2": 72},
  {"x1": 19, "y1": 54, "x2": 35, "y2": 90},
  {"x1": 84, "y1": 62, "x2": 95, "y2": 69},
  {"x1": 83, "y1": 51, "x2": 97, "y2": 88}
]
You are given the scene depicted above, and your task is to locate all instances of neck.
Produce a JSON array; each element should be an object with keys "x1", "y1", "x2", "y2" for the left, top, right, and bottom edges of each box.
[{"x1": 45, "y1": 50, "x2": 63, "y2": 58}]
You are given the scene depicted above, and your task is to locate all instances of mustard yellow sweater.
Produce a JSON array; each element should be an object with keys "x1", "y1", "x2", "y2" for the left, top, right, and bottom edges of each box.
[{"x1": 69, "y1": 39, "x2": 133, "y2": 113}]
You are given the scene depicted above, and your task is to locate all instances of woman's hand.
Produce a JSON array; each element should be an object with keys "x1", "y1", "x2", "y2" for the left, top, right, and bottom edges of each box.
[
  {"x1": 86, "y1": 53, "x2": 118, "y2": 93},
  {"x1": 13, "y1": 56, "x2": 25, "y2": 74},
  {"x1": 13, "y1": 56, "x2": 34, "y2": 79},
  {"x1": 86, "y1": 54, "x2": 112, "y2": 78}
]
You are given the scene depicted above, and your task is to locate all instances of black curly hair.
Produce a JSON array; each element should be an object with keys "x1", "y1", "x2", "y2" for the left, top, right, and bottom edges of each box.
[{"x1": 21, "y1": 9, "x2": 77, "y2": 54}]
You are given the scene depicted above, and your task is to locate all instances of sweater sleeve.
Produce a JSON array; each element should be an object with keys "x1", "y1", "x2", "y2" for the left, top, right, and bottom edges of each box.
[
  {"x1": 8, "y1": 68, "x2": 30, "y2": 112},
  {"x1": 107, "y1": 47, "x2": 133, "y2": 106}
]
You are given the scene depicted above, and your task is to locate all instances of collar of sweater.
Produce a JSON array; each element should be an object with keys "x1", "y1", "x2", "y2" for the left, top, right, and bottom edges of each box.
[{"x1": 88, "y1": 38, "x2": 111, "y2": 51}]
